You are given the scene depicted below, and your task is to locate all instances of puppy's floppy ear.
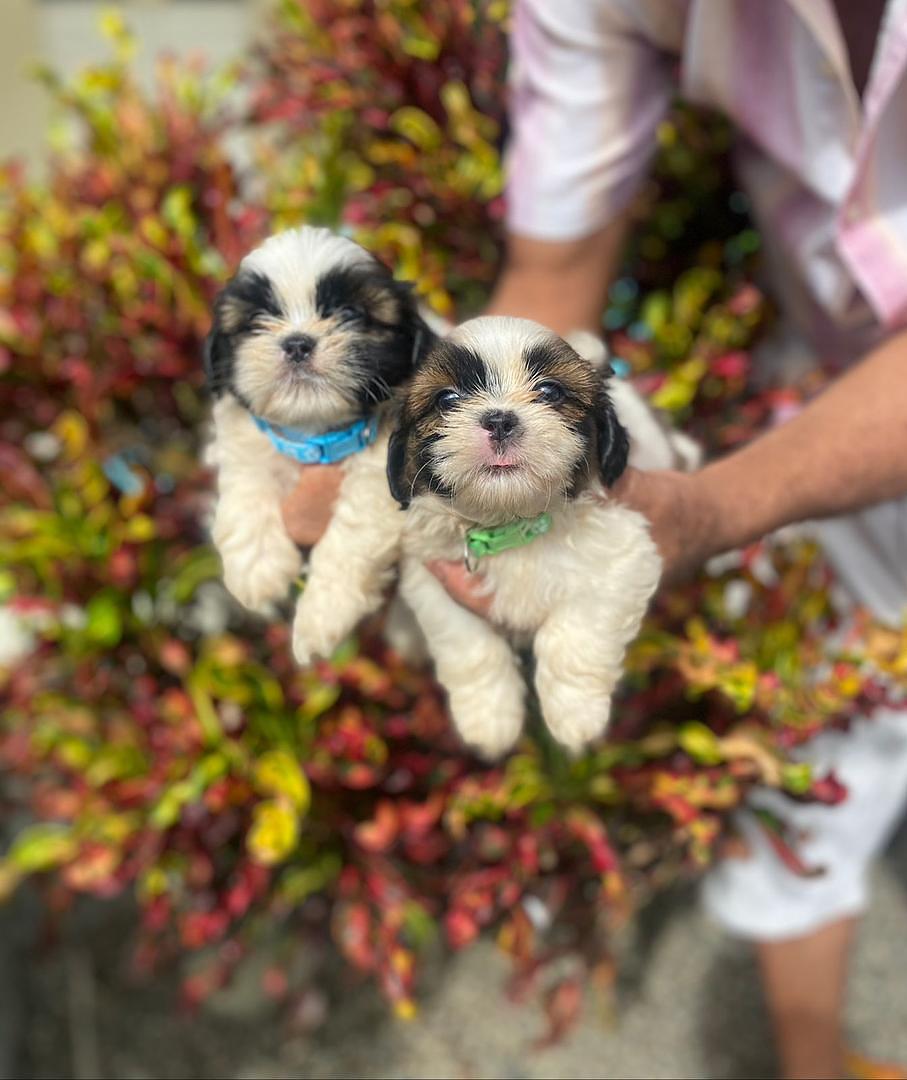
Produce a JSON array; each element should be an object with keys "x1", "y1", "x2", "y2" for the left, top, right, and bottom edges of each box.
[
  {"x1": 386, "y1": 277, "x2": 439, "y2": 367},
  {"x1": 203, "y1": 316, "x2": 233, "y2": 399},
  {"x1": 594, "y1": 387, "x2": 630, "y2": 487},
  {"x1": 386, "y1": 422, "x2": 412, "y2": 508}
]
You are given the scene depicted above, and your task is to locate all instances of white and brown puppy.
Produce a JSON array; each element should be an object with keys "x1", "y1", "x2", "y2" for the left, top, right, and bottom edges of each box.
[
  {"x1": 387, "y1": 316, "x2": 669, "y2": 758},
  {"x1": 205, "y1": 225, "x2": 437, "y2": 664}
]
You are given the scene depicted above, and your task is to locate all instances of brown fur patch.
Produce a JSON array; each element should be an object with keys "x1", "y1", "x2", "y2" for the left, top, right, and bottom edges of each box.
[
  {"x1": 523, "y1": 338, "x2": 598, "y2": 407},
  {"x1": 361, "y1": 282, "x2": 402, "y2": 325}
]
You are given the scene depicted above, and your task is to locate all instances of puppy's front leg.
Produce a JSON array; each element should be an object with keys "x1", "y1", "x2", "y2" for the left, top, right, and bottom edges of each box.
[
  {"x1": 533, "y1": 603, "x2": 638, "y2": 753},
  {"x1": 210, "y1": 397, "x2": 302, "y2": 614},
  {"x1": 399, "y1": 560, "x2": 525, "y2": 758},
  {"x1": 291, "y1": 458, "x2": 401, "y2": 665}
]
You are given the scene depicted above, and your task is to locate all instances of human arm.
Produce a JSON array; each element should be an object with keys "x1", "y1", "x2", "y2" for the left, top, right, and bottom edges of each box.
[
  {"x1": 492, "y1": 0, "x2": 675, "y2": 335},
  {"x1": 616, "y1": 327, "x2": 907, "y2": 581},
  {"x1": 485, "y1": 219, "x2": 630, "y2": 335}
]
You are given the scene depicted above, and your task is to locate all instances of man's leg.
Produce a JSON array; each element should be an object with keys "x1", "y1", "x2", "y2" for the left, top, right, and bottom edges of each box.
[
  {"x1": 757, "y1": 916, "x2": 856, "y2": 1079},
  {"x1": 703, "y1": 707, "x2": 907, "y2": 1079}
]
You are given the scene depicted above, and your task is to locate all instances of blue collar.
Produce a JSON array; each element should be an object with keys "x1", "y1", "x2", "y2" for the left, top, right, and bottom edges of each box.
[{"x1": 251, "y1": 414, "x2": 379, "y2": 464}]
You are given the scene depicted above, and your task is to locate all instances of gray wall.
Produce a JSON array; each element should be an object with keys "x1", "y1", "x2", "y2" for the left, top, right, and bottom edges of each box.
[{"x1": 0, "y1": 0, "x2": 267, "y2": 165}]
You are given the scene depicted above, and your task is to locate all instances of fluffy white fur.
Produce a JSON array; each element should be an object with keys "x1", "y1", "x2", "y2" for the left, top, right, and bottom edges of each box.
[
  {"x1": 208, "y1": 398, "x2": 405, "y2": 664},
  {"x1": 394, "y1": 316, "x2": 697, "y2": 758}
]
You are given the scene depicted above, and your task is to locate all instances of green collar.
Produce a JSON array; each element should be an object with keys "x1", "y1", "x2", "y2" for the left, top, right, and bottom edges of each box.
[{"x1": 464, "y1": 511, "x2": 552, "y2": 569}]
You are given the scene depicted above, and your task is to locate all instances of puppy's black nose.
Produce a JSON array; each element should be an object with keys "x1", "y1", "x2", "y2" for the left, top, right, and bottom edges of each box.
[
  {"x1": 480, "y1": 409, "x2": 520, "y2": 443},
  {"x1": 282, "y1": 333, "x2": 315, "y2": 364}
]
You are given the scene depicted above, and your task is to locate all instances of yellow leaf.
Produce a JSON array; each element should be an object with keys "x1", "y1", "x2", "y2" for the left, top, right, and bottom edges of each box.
[
  {"x1": 247, "y1": 799, "x2": 299, "y2": 866},
  {"x1": 122, "y1": 514, "x2": 156, "y2": 543},
  {"x1": 253, "y1": 749, "x2": 310, "y2": 814},
  {"x1": 98, "y1": 8, "x2": 127, "y2": 42},
  {"x1": 394, "y1": 998, "x2": 418, "y2": 1021},
  {"x1": 52, "y1": 411, "x2": 89, "y2": 459},
  {"x1": 390, "y1": 107, "x2": 442, "y2": 151}
]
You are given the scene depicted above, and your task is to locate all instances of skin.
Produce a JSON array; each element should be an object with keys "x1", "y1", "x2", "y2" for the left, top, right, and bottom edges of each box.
[{"x1": 758, "y1": 918, "x2": 856, "y2": 1080}]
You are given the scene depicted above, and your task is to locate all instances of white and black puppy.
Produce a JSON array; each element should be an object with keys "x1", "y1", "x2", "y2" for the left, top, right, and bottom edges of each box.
[
  {"x1": 205, "y1": 225, "x2": 437, "y2": 664},
  {"x1": 387, "y1": 316, "x2": 670, "y2": 758}
]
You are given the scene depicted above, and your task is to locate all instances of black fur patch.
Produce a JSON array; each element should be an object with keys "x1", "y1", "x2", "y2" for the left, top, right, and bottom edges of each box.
[
  {"x1": 386, "y1": 422, "x2": 451, "y2": 509},
  {"x1": 315, "y1": 263, "x2": 403, "y2": 327},
  {"x1": 523, "y1": 339, "x2": 559, "y2": 380},
  {"x1": 448, "y1": 343, "x2": 488, "y2": 395},
  {"x1": 386, "y1": 424, "x2": 412, "y2": 507},
  {"x1": 406, "y1": 341, "x2": 488, "y2": 420},
  {"x1": 316, "y1": 261, "x2": 437, "y2": 409},
  {"x1": 226, "y1": 271, "x2": 283, "y2": 323},
  {"x1": 203, "y1": 271, "x2": 284, "y2": 400},
  {"x1": 593, "y1": 387, "x2": 630, "y2": 487}
]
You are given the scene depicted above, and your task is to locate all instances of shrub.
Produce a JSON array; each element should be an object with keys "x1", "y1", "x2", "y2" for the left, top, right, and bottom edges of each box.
[{"x1": 1, "y1": 1, "x2": 903, "y2": 1041}]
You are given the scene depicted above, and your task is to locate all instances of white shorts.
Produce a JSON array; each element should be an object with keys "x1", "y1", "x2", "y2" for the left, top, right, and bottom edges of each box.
[{"x1": 703, "y1": 498, "x2": 907, "y2": 940}]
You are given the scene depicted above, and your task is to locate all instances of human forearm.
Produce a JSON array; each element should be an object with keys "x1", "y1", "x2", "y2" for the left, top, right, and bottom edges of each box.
[
  {"x1": 486, "y1": 217, "x2": 630, "y2": 335},
  {"x1": 698, "y1": 330, "x2": 907, "y2": 551},
  {"x1": 616, "y1": 329, "x2": 907, "y2": 581}
]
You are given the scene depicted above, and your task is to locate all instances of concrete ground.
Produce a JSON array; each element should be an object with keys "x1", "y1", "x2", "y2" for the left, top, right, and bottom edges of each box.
[{"x1": 12, "y1": 831, "x2": 907, "y2": 1080}]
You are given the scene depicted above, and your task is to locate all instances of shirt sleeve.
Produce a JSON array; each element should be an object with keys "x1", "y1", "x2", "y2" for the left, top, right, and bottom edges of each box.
[{"x1": 505, "y1": 0, "x2": 678, "y2": 241}]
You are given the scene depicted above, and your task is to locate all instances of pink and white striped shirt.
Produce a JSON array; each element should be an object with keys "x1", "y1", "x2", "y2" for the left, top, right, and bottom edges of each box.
[{"x1": 506, "y1": 0, "x2": 907, "y2": 364}]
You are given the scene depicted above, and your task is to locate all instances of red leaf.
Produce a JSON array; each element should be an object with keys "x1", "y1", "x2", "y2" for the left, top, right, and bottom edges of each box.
[{"x1": 354, "y1": 801, "x2": 400, "y2": 853}]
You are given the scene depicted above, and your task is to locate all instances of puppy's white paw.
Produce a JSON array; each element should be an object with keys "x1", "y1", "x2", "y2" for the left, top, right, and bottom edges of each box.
[
  {"x1": 448, "y1": 682, "x2": 525, "y2": 761},
  {"x1": 541, "y1": 691, "x2": 613, "y2": 754},
  {"x1": 291, "y1": 592, "x2": 357, "y2": 667},
  {"x1": 382, "y1": 598, "x2": 429, "y2": 666},
  {"x1": 220, "y1": 531, "x2": 302, "y2": 615},
  {"x1": 290, "y1": 627, "x2": 316, "y2": 668}
]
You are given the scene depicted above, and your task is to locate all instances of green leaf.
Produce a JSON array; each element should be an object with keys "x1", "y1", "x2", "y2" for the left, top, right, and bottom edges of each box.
[
  {"x1": 278, "y1": 852, "x2": 341, "y2": 904},
  {"x1": 298, "y1": 683, "x2": 341, "y2": 724},
  {"x1": 678, "y1": 722, "x2": 724, "y2": 766},
  {"x1": 6, "y1": 824, "x2": 76, "y2": 872},
  {"x1": 781, "y1": 763, "x2": 813, "y2": 795},
  {"x1": 163, "y1": 544, "x2": 221, "y2": 604},
  {"x1": 149, "y1": 753, "x2": 228, "y2": 829},
  {"x1": 85, "y1": 590, "x2": 122, "y2": 647}
]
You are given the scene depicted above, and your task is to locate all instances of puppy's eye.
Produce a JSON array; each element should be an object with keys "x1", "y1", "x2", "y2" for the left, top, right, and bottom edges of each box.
[
  {"x1": 535, "y1": 380, "x2": 566, "y2": 405},
  {"x1": 435, "y1": 388, "x2": 462, "y2": 411},
  {"x1": 335, "y1": 305, "x2": 364, "y2": 326}
]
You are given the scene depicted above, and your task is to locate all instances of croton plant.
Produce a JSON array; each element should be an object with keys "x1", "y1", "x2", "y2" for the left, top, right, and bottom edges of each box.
[{"x1": 0, "y1": 1, "x2": 904, "y2": 1043}]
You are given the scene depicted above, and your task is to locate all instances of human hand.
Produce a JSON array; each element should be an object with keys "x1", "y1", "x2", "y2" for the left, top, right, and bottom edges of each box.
[
  {"x1": 610, "y1": 466, "x2": 720, "y2": 585},
  {"x1": 280, "y1": 464, "x2": 343, "y2": 547},
  {"x1": 426, "y1": 560, "x2": 494, "y2": 619}
]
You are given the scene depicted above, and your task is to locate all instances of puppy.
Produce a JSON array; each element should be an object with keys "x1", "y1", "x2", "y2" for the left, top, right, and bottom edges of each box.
[
  {"x1": 387, "y1": 316, "x2": 667, "y2": 758},
  {"x1": 205, "y1": 225, "x2": 437, "y2": 664}
]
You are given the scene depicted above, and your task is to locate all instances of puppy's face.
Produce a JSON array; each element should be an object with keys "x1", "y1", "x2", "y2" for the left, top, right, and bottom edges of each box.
[
  {"x1": 388, "y1": 317, "x2": 629, "y2": 521},
  {"x1": 205, "y1": 227, "x2": 428, "y2": 430}
]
